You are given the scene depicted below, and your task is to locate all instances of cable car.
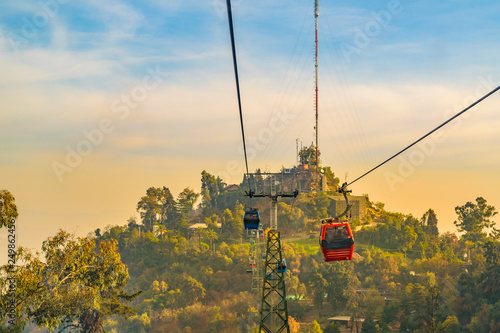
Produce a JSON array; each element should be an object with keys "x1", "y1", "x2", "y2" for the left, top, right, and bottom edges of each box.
[
  {"x1": 319, "y1": 221, "x2": 354, "y2": 262},
  {"x1": 246, "y1": 259, "x2": 256, "y2": 273},
  {"x1": 276, "y1": 259, "x2": 287, "y2": 274},
  {"x1": 319, "y1": 183, "x2": 355, "y2": 262},
  {"x1": 244, "y1": 210, "x2": 260, "y2": 230},
  {"x1": 266, "y1": 260, "x2": 287, "y2": 279}
]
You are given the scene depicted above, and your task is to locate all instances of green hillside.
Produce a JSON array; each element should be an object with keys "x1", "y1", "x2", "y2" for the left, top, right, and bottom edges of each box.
[{"x1": 1, "y1": 172, "x2": 500, "y2": 332}]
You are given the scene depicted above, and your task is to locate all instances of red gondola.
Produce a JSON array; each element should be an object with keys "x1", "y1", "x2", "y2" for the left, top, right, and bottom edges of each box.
[
  {"x1": 319, "y1": 183, "x2": 354, "y2": 262},
  {"x1": 319, "y1": 221, "x2": 354, "y2": 262}
]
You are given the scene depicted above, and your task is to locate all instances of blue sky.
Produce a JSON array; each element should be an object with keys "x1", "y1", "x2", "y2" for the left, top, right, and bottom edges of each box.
[{"x1": 1, "y1": 0, "x2": 500, "y2": 261}]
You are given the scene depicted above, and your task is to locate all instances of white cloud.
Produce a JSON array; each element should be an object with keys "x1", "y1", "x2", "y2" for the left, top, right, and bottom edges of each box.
[
  {"x1": 143, "y1": 0, "x2": 185, "y2": 14},
  {"x1": 84, "y1": 0, "x2": 144, "y2": 38}
]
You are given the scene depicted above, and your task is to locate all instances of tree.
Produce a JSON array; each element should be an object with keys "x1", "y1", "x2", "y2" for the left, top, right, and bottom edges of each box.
[
  {"x1": 401, "y1": 225, "x2": 418, "y2": 252},
  {"x1": 441, "y1": 315, "x2": 461, "y2": 333},
  {"x1": 363, "y1": 288, "x2": 385, "y2": 318},
  {"x1": 181, "y1": 276, "x2": 206, "y2": 306},
  {"x1": 298, "y1": 192, "x2": 330, "y2": 221},
  {"x1": 176, "y1": 187, "x2": 200, "y2": 236},
  {"x1": 201, "y1": 171, "x2": 226, "y2": 210},
  {"x1": 157, "y1": 224, "x2": 167, "y2": 239},
  {"x1": 454, "y1": 197, "x2": 497, "y2": 243},
  {"x1": 160, "y1": 186, "x2": 179, "y2": 228},
  {"x1": 178, "y1": 187, "x2": 199, "y2": 218},
  {"x1": 309, "y1": 272, "x2": 328, "y2": 309},
  {"x1": 347, "y1": 291, "x2": 363, "y2": 333},
  {"x1": 381, "y1": 301, "x2": 400, "y2": 327},
  {"x1": 136, "y1": 187, "x2": 180, "y2": 230},
  {"x1": 137, "y1": 187, "x2": 162, "y2": 229},
  {"x1": 124, "y1": 312, "x2": 151, "y2": 332},
  {"x1": 323, "y1": 262, "x2": 359, "y2": 310},
  {"x1": 194, "y1": 227, "x2": 206, "y2": 248},
  {"x1": 278, "y1": 202, "x2": 306, "y2": 233},
  {"x1": 309, "y1": 319, "x2": 323, "y2": 333},
  {"x1": 479, "y1": 239, "x2": 500, "y2": 304},
  {"x1": 399, "y1": 283, "x2": 427, "y2": 332},
  {"x1": 288, "y1": 316, "x2": 301, "y2": 333},
  {"x1": 399, "y1": 275, "x2": 449, "y2": 333},
  {"x1": 422, "y1": 209, "x2": 439, "y2": 237},
  {"x1": 200, "y1": 188, "x2": 211, "y2": 211},
  {"x1": 221, "y1": 208, "x2": 233, "y2": 236},
  {"x1": 299, "y1": 145, "x2": 319, "y2": 166},
  {"x1": 127, "y1": 215, "x2": 139, "y2": 231},
  {"x1": 285, "y1": 274, "x2": 300, "y2": 299},
  {"x1": 0, "y1": 230, "x2": 140, "y2": 332},
  {"x1": 205, "y1": 214, "x2": 219, "y2": 232},
  {"x1": 227, "y1": 201, "x2": 244, "y2": 240},
  {"x1": 0, "y1": 189, "x2": 18, "y2": 229},
  {"x1": 321, "y1": 166, "x2": 340, "y2": 191},
  {"x1": 361, "y1": 316, "x2": 377, "y2": 333},
  {"x1": 417, "y1": 281, "x2": 443, "y2": 333},
  {"x1": 324, "y1": 321, "x2": 341, "y2": 333},
  {"x1": 206, "y1": 229, "x2": 218, "y2": 253}
]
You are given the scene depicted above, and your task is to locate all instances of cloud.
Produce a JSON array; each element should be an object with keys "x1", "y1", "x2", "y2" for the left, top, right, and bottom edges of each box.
[{"x1": 84, "y1": 0, "x2": 144, "y2": 38}]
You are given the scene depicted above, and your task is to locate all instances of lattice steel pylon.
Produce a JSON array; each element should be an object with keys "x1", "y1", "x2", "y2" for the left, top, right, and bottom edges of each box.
[
  {"x1": 244, "y1": 172, "x2": 297, "y2": 333},
  {"x1": 259, "y1": 230, "x2": 289, "y2": 333}
]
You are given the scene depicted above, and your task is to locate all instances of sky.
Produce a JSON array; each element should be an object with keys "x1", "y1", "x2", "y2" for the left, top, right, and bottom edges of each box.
[{"x1": 1, "y1": 0, "x2": 500, "y2": 263}]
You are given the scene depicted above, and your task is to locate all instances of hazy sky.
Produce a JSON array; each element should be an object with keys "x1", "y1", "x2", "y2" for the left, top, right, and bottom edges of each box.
[{"x1": 1, "y1": 0, "x2": 500, "y2": 263}]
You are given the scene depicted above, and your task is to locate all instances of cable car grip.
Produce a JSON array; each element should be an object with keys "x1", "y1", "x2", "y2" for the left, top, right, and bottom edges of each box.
[{"x1": 321, "y1": 182, "x2": 352, "y2": 224}]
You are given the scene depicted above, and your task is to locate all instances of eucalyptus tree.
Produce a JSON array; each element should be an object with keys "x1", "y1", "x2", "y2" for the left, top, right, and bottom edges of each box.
[
  {"x1": 0, "y1": 189, "x2": 18, "y2": 229},
  {"x1": 0, "y1": 230, "x2": 140, "y2": 332},
  {"x1": 177, "y1": 187, "x2": 199, "y2": 215},
  {"x1": 137, "y1": 186, "x2": 178, "y2": 230},
  {"x1": 454, "y1": 197, "x2": 497, "y2": 243}
]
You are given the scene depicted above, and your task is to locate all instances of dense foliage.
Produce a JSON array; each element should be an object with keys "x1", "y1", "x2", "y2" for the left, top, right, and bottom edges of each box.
[
  {"x1": 1, "y1": 171, "x2": 499, "y2": 332},
  {"x1": 96, "y1": 172, "x2": 500, "y2": 332}
]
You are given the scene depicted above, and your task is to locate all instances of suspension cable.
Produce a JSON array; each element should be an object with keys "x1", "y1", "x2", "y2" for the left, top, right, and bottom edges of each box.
[
  {"x1": 226, "y1": 0, "x2": 251, "y2": 191},
  {"x1": 340, "y1": 85, "x2": 500, "y2": 191}
]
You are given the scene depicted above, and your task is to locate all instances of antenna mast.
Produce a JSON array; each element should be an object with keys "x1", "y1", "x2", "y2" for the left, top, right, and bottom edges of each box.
[{"x1": 314, "y1": 0, "x2": 319, "y2": 182}]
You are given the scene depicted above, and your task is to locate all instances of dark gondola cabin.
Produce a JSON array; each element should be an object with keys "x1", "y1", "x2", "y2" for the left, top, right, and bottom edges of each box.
[
  {"x1": 266, "y1": 260, "x2": 287, "y2": 279},
  {"x1": 244, "y1": 210, "x2": 260, "y2": 229},
  {"x1": 320, "y1": 222, "x2": 354, "y2": 262},
  {"x1": 276, "y1": 259, "x2": 287, "y2": 274}
]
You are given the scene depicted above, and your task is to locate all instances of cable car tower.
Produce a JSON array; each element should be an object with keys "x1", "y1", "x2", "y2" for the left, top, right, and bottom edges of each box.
[
  {"x1": 223, "y1": 0, "x2": 319, "y2": 331},
  {"x1": 245, "y1": 172, "x2": 298, "y2": 333}
]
